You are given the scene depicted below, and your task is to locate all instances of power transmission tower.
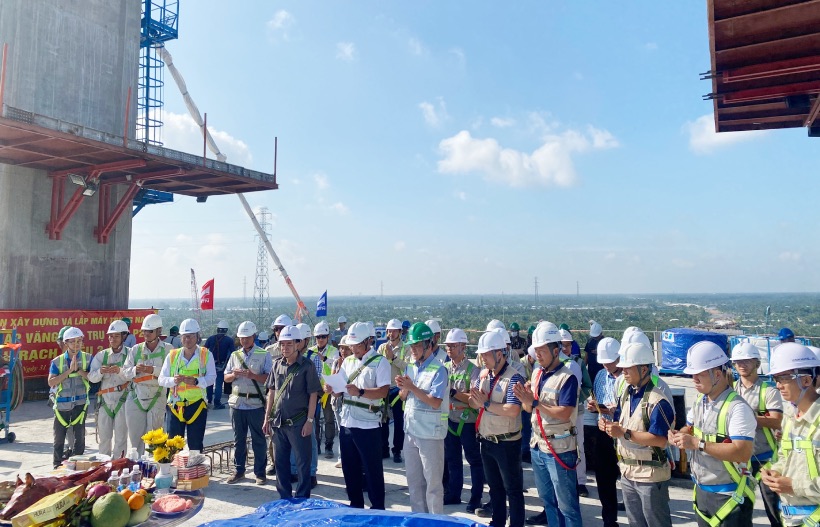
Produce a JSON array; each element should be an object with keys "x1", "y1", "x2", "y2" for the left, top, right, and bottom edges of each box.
[
  {"x1": 253, "y1": 208, "x2": 272, "y2": 328},
  {"x1": 243, "y1": 276, "x2": 247, "y2": 305},
  {"x1": 534, "y1": 277, "x2": 539, "y2": 304},
  {"x1": 190, "y1": 268, "x2": 201, "y2": 323},
  {"x1": 576, "y1": 281, "x2": 580, "y2": 297}
]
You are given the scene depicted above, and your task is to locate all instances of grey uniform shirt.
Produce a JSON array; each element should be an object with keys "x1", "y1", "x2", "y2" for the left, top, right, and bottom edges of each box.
[{"x1": 266, "y1": 354, "x2": 321, "y2": 427}]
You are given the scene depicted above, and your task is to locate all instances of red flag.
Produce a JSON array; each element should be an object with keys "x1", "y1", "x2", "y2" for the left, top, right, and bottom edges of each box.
[{"x1": 200, "y1": 279, "x2": 214, "y2": 310}]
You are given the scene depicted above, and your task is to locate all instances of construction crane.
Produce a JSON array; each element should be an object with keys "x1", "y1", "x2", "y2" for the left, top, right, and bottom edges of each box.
[{"x1": 190, "y1": 268, "x2": 201, "y2": 323}]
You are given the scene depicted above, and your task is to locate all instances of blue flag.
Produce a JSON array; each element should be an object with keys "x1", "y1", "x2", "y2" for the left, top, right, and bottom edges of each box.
[{"x1": 316, "y1": 290, "x2": 328, "y2": 317}]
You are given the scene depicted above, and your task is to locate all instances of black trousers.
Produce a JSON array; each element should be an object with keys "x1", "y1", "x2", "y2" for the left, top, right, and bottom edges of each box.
[
  {"x1": 53, "y1": 405, "x2": 86, "y2": 468},
  {"x1": 589, "y1": 426, "x2": 620, "y2": 527},
  {"x1": 340, "y1": 426, "x2": 385, "y2": 509},
  {"x1": 480, "y1": 437, "x2": 524, "y2": 527},
  {"x1": 695, "y1": 486, "x2": 754, "y2": 527},
  {"x1": 751, "y1": 459, "x2": 782, "y2": 527},
  {"x1": 381, "y1": 387, "x2": 404, "y2": 455}
]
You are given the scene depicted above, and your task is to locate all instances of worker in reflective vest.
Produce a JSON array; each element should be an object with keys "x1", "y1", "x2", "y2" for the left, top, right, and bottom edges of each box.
[
  {"x1": 47, "y1": 327, "x2": 91, "y2": 468},
  {"x1": 88, "y1": 320, "x2": 132, "y2": 458},
  {"x1": 761, "y1": 343, "x2": 820, "y2": 527},
  {"x1": 157, "y1": 318, "x2": 216, "y2": 452},
  {"x1": 669, "y1": 341, "x2": 756, "y2": 527},
  {"x1": 730, "y1": 342, "x2": 783, "y2": 527},
  {"x1": 378, "y1": 318, "x2": 408, "y2": 463},
  {"x1": 442, "y1": 327, "x2": 484, "y2": 513},
  {"x1": 122, "y1": 313, "x2": 170, "y2": 455},
  {"x1": 310, "y1": 321, "x2": 338, "y2": 458},
  {"x1": 396, "y1": 322, "x2": 449, "y2": 514}
]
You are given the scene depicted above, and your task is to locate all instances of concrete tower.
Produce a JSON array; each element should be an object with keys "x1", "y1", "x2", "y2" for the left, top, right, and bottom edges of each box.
[{"x1": 0, "y1": 1, "x2": 141, "y2": 309}]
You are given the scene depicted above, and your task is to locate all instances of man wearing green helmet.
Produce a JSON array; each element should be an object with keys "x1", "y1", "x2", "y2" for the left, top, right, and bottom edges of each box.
[
  {"x1": 510, "y1": 323, "x2": 527, "y2": 359},
  {"x1": 396, "y1": 322, "x2": 450, "y2": 514}
]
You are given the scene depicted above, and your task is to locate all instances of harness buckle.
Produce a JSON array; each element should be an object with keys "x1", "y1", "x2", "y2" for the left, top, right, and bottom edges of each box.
[{"x1": 730, "y1": 491, "x2": 744, "y2": 505}]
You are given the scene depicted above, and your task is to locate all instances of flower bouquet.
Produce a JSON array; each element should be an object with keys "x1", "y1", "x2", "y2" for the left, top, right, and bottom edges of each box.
[{"x1": 141, "y1": 429, "x2": 186, "y2": 463}]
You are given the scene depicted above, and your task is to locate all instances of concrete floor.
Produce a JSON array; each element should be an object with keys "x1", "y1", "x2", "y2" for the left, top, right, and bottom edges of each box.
[{"x1": 0, "y1": 376, "x2": 772, "y2": 527}]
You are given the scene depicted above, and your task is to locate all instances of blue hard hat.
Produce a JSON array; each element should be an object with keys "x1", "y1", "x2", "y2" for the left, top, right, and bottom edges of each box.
[
  {"x1": 402, "y1": 320, "x2": 411, "y2": 328},
  {"x1": 778, "y1": 327, "x2": 795, "y2": 340}
]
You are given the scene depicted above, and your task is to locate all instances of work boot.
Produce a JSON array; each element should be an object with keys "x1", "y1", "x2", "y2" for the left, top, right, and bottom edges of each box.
[
  {"x1": 266, "y1": 465, "x2": 276, "y2": 476},
  {"x1": 577, "y1": 484, "x2": 589, "y2": 497},
  {"x1": 393, "y1": 452, "x2": 403, "y2": 463},
  {"x1": 475, "y1": 502, "x2": 493, "y2": 518},
  {"x1": 255, "y1": 476, "x2": 266, "y2": 485},
  {"x1": 226, "y1": 472, "x2": 245, "y2": 484},
  {"x1": 526, "y1": 510, "x2": 547, "y2": 525}
]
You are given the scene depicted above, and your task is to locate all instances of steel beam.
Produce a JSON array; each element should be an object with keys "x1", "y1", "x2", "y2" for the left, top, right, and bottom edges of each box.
[
  {"x1": 46, "y1": 176, "x2": 87, "y2": 241},
  {"x1": 95, "y1": 182, "x2": 142, "y2": 244}
]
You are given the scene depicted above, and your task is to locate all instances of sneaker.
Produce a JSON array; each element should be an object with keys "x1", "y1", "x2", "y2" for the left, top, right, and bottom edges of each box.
[
  {"x1": 392, "y1": 452, "x2": 403, "y2": 463},
  {"x1": 475, "y1": 502, "x2": 493, "y2": 518},
  {"x1": 311, "y1": 476, "x2": 318, "y2": 489},
  {"x1": 226, "y1": 472, "x2": 245, "y2": 484},
  {"x1": 266, "y1": 465, "x2": 276, "y2": 476},
  {"x1": 526, "y1": 510, "x2": 547, "y2": 525},
  {"x1": 577, "y1": 484, "x2": 589, "y2": 497},
  {"x1": 334, "y1": 460, "x2": 342, "y2": 468},
  {"x1": 255, "y1": 476, "x2": 266, "y2": 485}
]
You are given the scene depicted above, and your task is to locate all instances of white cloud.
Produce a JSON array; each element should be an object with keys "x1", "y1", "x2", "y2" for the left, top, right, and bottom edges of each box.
[
  {"x1": 454, "y1": 190, "x2": 467, "y2": 201},
  {"x1": 490, "y1": 117, "x2": 516, "y2": 128},
  {"x1": 419, "y1": 97, "x2": 449, "y2": 127},
  {"x1": 336, "y1": 42, "x2": 356, "y2": 61},
  {"x1": 266, "y1": 10, "x2": 294, "y2": 40},
  {"x1": 198, "y1": 233, "x2": 228, "y2": 259},
  {"x1": 313, "y1": 173, "x2": 329, "y2": 190},
  {"x1": 330, "y1": 202, "x2": 349, "y2": 215},
  {"x1": 684, "y1": 113, "x2": 768, "y2": 155},
  {"x1": 394, "y1": 241, "x2": 406, "y2": 252},
  {"x1": 437, "y1": 125, "x2": 619, "y2": 188},
  {"x1": 779, "y1": 251, "x2": 801, "y2": 262},
  {"x1": 408, "y1": 37, "x2": 425, "y2": 56},
  {"x1": 160, "y1": 110, "x2": 253, "y2": 167}
]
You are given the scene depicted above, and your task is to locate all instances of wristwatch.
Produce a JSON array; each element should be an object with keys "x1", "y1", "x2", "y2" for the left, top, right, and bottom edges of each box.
[
  {"x1": 698, "y1": 439, "x2": 706, "y2": 452},
  {"x1": 358, "y1": 387, "x2": 365, "y2": 397},
  {"x1": 623, "y1": 429, "x2": 632, "y2": 441},
  {"x1": 307, "y1": 417, "x2": 314, "y2": 423},
  {"x1": 483, "y1": 400, "x2": 491, "y2": 410}
]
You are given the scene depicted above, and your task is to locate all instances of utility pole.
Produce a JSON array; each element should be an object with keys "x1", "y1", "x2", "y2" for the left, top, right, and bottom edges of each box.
[
  {"x1": 254, "y1": 208, "x2": 272, "y2": 328},
  {"x1": 190, "y1": 268, "x2": 201, "y2": 323},
  {"x1": 380, "y1": 280, "x2": 384, "y2": 300},
  {"x1": 243, "y1": 276, "x2": 247, "y2": 305},
  {"x1": 576, "y1": 281, "x2": 580, "y2": 297}
]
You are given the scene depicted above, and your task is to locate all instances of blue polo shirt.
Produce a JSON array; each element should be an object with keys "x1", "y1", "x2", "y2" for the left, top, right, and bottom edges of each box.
[
  {"x1": 617, "y1": 382, "x2": 675, "y2": 437},
  {"x1": 538, "y1": 364, "x2": 579, "y2": 407}
]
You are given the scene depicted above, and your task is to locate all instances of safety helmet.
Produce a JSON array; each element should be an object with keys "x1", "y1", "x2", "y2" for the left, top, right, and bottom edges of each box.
[
  {"x1": 258, "y1": 330, "x2": 269, "y2": 341},
  {"x1": 366, "y1": 321, "x2": 376, "y2": 338},
  {"x1": 558, "y1": 329, "x2": 574, "y2": 342},
  {"x1": 620, "y1": 330, "x2": 652, "y2": 351},
  {"x1": 444, "y1": 328, "x2": 468, "y2": 344},
  {"x1": 683, "y1": 341, "x2": 729, "y2": 374},
  {"x1": 107, "y1": 320, "x2": 129, "y2": 334},
  {"x1": 339, "y1": 335, "x2": 350, "y2": 347},
  {"x1": 527, "y1": 345, "x2": 537, "y2": 360},
  {"x1": 486, "y1": 319, "x2": 505, "y2": 332},
  {"x1": 141, "y1": 314, "x2": 163, "y2": 331},
  {"x1": 272, "y1": 314, "x2": 293, "y2": 329},
  {"x1": 57, "y1": 326, "x2": 72, "y2": 342},
  {"x1": 596, "y1": 337, "x2": 621, "y2": 364},
  {"x1": 731, "y1": 341, "x2": 761, "y2": 361},
  {"x1": 169, "y1": 325, "x2": 180, "y2": 335},
  {"x1": 528, "y1": 325, "x2": 536, "y2": 335},
  {"x1": 510, "y1": 322, "x2": 520, "y2": 331},
  {"x1": 589, "y1": 320, "x2": 603, "y2": 338},
  {"x1": 809, "y1": 346, "x2": 820, "y2": 361},
  {"x1": 278, "y1": 325, "x2": 301, "y2": 342},
  {"x1": 386, "y1": 319, "x2": 402, "y2": 330},
  {"x1": 425, "y1": 319, "x2": 442, "y2": 334},
  {"x1": 406, "y1": 323, "x2": 434, "y2": 346},
  {"x1": 619, "y1": 343, "x2": 655, "y2": 368},
  {"x1": 64, "y1": 327, "x2": 84, "y2": 340},
  {"x1": 493, "y1": 327, "x2": 511, "y2": 345},
  {"x1": 346, "y1": 322, "x2": 369, "y2": 345},
  {"x1": 532, "y1": 322, "x2": 561, "y2": 347},
  {"x1": 296, "y1": 323, "x2": 311, "y2": 339},
  {"x1": 237, "y1": 321, "x2": 258, "y2": 338},
  {"x1": 476, "y1": 330, "x2": 506, "y2": 354},
  {"x1": 313, "y1": 321, "x2": 330, "y2": 336},
  {"x1": 778, "y1": 327, "x2": 795, "y2": 340},
  {"x1": 559, "y1": 323, "x2": 570, "y2": 331},
  {"x1": 769, "y1": 342, "x2": 820, "y2": 375},
  {"x1": 217, "y1": 320, "x2": 229, "y2": 331},
  {"x1": 402, "y1": 320, "x2": 411, "y2": 329},
  {"x1": 179, "y1": 318, "x2": 201, "y2": 335},
  {"x1": 337, "y1": 316, "x2": 347, "y2": 324},
  {"x1": 122, "y1": 317, "x2": 132, "y2": 326}
]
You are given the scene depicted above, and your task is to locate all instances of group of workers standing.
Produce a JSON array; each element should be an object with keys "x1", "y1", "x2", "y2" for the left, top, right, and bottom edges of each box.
[{"x1": 46, "y1": 314, "x2": 820, "y2": 527}]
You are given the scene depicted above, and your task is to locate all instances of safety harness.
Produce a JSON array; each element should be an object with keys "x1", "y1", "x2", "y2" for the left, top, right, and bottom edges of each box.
[
  {"x1": 778, "y1": 410, "x2": 820, "y2": 526},
  {"x1": 97, "y1": 350, "x2": 129, "y2": 419},
  {"x1": 167, "y1": 347, "x2": 208, "y2": 425},
  {"x1": 447, "y1": 359, "x2": 477, "y2": 436},
  {"x1": 130, "y1": 342, "x2": 166, "y2": 413},
  {"x1": 617, "y1": 379, "x2": 668, "y2": 467},
  {"x1": 341, "y1": 354, "x2": 383, "y2": 413},
  {"x1": 54, "y1": 353, "x2": 90, "y2": 427},
  {"x1": 692, "y1": 391, "x2": 755, "y2": 527},
  {"x1": 532, "y1": 366, "x2": 579, "y2": 471}
]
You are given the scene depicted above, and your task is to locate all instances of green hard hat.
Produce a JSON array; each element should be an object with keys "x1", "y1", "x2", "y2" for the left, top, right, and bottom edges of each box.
[
  {"x1": 528, "y1": 325, "x2": 536, "y2": 335},
  {"x1": 510, "y1": 322, "x2": 520, "y2": 331},
  {"x1": 122, "y1": 317, "x2": 132, "y2": 326},
  {"x1": 406, "y1": 322, "x2": 434, "y2": 346},
  {"x1": 57, "y1": 326, "x2": 72, "y2": 341},
  {"x1": 559, "y1": 323, "x2": 570, "y2": 331},
  {"x1": 169, "y1": 325, "x2": 179, "y2": 334}
]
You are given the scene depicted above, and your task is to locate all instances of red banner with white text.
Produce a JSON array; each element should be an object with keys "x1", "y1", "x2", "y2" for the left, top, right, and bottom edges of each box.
[{"x1": 0, "y1": 309, "x2": 157, "y2": 379}]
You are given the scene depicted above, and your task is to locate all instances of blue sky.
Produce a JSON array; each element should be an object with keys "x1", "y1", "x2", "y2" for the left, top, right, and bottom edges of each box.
[{"x1": 130, "y1": 1, "x2": 820, "y2": 300}]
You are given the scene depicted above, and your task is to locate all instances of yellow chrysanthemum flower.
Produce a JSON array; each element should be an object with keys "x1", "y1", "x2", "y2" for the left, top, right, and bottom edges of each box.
[
  {"x1": 153, "y1": 446, "x2": 170, "y2": 463},
  {"x1": 167, "y1": 436, "x2": 186, "y2": 449},
  {"x1": 151, "y1": 432, "x2": 169, "y2": 445},
  {"x1": 141, "y1": 430, "x2": 156, "y2": 443}
]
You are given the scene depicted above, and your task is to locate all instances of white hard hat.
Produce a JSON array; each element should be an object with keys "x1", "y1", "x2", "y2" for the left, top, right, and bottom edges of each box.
[
  {"x1": 532, "y1": 322, "x2": 561, "y2": 347},
  {"x1": 107, "y1": 320, "x2": 129, "y2": 334},
  {"x1": 809, "y1": 346, "x2": 820, "y2": 362},
  {"x1": 623, "y1": 326, "x2": 642, "y2": 338},
  {"x1": 596, "y1": 337, "x2": 621, "y2": 364},
  {"x1": 493, "y1": 327, "x2": 511, "y2": 345},
  {"x1": 619, "y1": 342, "x2": 655, "y2": 368},
  {"x1": 258, "y1": 331, "x2": 269, "y2": 341},
  {"x1": 366, "y1": 321, "x2": 376, "y2": 338},
  {"x1": 731, "y1": 342, "x2": 761, "y2": 361},
  {"x1": 141, "y1": 314, "x2": 163, "y2": 331},
  {"x1": 339, "y1": 335, "x2": 350, "y2": 347},
  {"x1": 179, "y1": 318, "x2": 201, "y2": 335},
  {"x1": 527, "y1": 345, "x2": 537, "y2": 360},
  {"x1": 337, "y1": 316, "x2": 347, "y2": 324},
  {"x1": 620, "y1": 330, "x2": 651, "y2": 353},
  {"x1": 296, "y1": 323, "x2": 311, "y2": 339},
  {"x1": 272, "y1": 314, "x2": 293, "y2": 329},
  {"x1": 486, "y1": 319, "x2": 505, "y2": 332},
  {"x1": 589, "y1": 320, "x2": 603, "y2": 338},
  {"x1": 64, "y1": 327, "x2": 84, "y2": 340},
  {"x1": 558, "y1": 329, "x2": 574, "y2": 342},
  {"x1": 386, "y1": 319, "x2": 402, "y2": 330},
  {"x1": 444, "y1": 328, "x2": 468, "y2": 344},
  {"x1": 425, "y1": 319, "x2": 442, "y2": 334},
  {"x1": 236, "y1": 321, "x2": 257, "y2": 338},
  {"x1": 278, "y1": 325, "x2": 301, "y2": 342},
  {"x1": 346, "y1": 322, "x2": 369, "y2": 345},
  {"x1": 769, "y1": 342, "x2": 820, "y2": 376},
  {"x1": 217, "y1": 320, "x2": 229, "y2": 330},
  {"x1": 683, "y1": 341, "x2": 729, "y2": 374},
  {"x1": 476, "y1": 330, "x2": 506, "y2": 354},
  {"x1": 314, "y1": 321, "x2": 330, "y2": 336}
]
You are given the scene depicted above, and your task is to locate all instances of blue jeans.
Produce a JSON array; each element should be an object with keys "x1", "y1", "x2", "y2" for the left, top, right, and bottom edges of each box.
[
  {"x1": 531, "y1": 446, "x2": 582, "y2": 527},
  {"x1": 231, "y1": 407, "x2": 267, "y2": 478}
]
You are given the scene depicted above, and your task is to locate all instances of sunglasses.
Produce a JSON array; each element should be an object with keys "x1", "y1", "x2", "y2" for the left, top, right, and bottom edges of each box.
[
  {"x1": 316, "y1": 335, "x2": 328, "y2": 339},
  {"x1": 773, "y1": 373, "x2": 803, "y2": 384}
]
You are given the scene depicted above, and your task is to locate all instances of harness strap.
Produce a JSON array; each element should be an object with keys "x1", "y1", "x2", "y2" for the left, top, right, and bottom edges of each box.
[
  {"x1": 693, "y1": 478, "x2": 752, "y2": 527},
  {"x1": 342, "y1": 399, "x2": 382, "y2": 413},
  {"x1": 169, "y1": 400, "x2": 207, "y2": 424}
]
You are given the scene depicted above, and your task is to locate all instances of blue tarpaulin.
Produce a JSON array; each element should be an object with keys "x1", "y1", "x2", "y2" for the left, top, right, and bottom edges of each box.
[
  {"x1": 660, "y1": 328, "x2": 728, "y2": 374},
  {"x1": 199, "y1": 498, "x2": 485, "y2": 527}
]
